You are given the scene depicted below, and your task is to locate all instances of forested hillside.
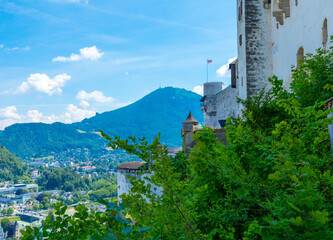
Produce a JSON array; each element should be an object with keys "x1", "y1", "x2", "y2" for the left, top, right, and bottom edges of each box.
[
  {"x1": 74, "y1": 87, "x2": 203, "y2": 146},
  {"x1": 0, "y1": 122, "x2": 103, "y2": 159},
  {"x1": 0, "y1": 87, "x2": 203, "y2": 159},
  {"x1": 0, "y1": 143, "x2": 28, "y2": 182}
]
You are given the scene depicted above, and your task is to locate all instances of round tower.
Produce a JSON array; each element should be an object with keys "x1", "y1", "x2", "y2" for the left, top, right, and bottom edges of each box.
[
  {"x1": 181, "y1": 111, "x2": 199, "y2": 155},
  {"x1": 201, "y1": 82, "x2": 224, "y2": 127},
  {"x1": 203, "y1": 82, "x2": 224, "y2": 96}
]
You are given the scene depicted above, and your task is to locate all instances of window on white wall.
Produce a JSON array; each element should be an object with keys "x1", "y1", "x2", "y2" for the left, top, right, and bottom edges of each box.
[
  {"x1": 296, "y1": 46, "x2": 304, "y2": 68},
  {"x1": 322, "y1": 18, "x2": 328, "y2": 47},
  {"x1": 238, "y1": 1, "x2": 243, "y2": 21}
]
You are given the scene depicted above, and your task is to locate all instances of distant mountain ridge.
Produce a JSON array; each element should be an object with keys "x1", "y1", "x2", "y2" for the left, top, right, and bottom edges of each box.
[{"x1": 0, "y1": 87, "x2": 203, "y2": 159}]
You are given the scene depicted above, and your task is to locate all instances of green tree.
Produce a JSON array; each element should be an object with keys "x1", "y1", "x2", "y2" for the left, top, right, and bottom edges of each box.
[
  {"x1": 20, "y1": 201, "x2": 148, "y2": 240},
  {"x1": 32, "y1": 205, "x2": 38, "y2": 211},
  {"x1": 1, "y1": 208, "x2": 7, "y2": 216},
  {"x1": 1, "y1": 217, "x2": 10, "y2": 232},
  {"x1": 7, "y1": 207, "x2": 14, "y2": 215},
  {"x1": 290, "y1": 41, "x2": 333, "y2": 107},
  {"x1": 7, "y1": 222, "x2": 17, "y2": 238}
]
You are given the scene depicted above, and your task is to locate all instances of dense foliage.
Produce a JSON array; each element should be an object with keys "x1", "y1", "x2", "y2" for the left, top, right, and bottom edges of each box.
[
  {"x1": 0, "y1": 143, "x2": 29, "y2": 182},
  {"x1": 22, "y1": 45, "x2": 333, "y2": 239},
  {"x1": 21, "y1": 201, "x2": 149, "y2": 240},
  {"x1": 0, "y1": 122, "x2": 103, "y2": 158},
  {"x1": 36, "y1": 167, "x2": 90, "y2": 191},
  {"x1": 0, "y1": 87, "x2": 203, "y2": 159},
  {"x1": 36, "y1": 167, "x2": 117, "y2": 201}
]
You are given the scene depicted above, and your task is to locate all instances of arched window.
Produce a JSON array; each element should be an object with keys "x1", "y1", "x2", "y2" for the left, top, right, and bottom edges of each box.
[
  {"x1": 296, "y1": 46, "x2": 304, "y2": 68},
  {"x1": 322, "y1": 18, "x2": 328, "y2": 47},
  {"x1": 238, "y1": 1, "x2": 243, "y2": 21}
]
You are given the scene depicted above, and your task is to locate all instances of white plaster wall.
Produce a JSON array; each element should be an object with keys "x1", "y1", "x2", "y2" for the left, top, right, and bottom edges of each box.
[
  {"x1": 236, "y1": 0, "x2": 247, "y2": 101},
  {"x1": 271, "y1": 0, "x2": 333, "y2": 87},
  {"x1": 117, "y1": 170, "x2": 163, "y2": 203}
]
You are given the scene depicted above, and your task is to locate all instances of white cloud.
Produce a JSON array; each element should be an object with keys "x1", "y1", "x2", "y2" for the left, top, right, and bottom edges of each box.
[
  {"x1": 0, "y1": 44, "x2": 4, "y2": 49},
  {"x1": 192, "y1": 86, "x2": 203, "y2": 95},
  {"x1": 53, "y1": 46, "x2": 104, "y2": 62},
  {"x1": 26, "y1": 110, "x2": 43, "y2": 122},
  {"x1": 80, "y1": 100, "x2": 90, "y2": 108},
  {"x1": 0, "y1": 106, "x2": 46, "y2": 130},
  {"x1": 216, "y1": 57, "x2": 237, "y2": 77},
  {"x1": 76, "y1": 90, "x2": 114, "y2": 103},
  {"x1": 0, "y1": 104, "x2": 95, "y2": 130},
  {"x1": 14, "y1": 73, "x2": 71, "y2": 95},
  {"x1": 0, "y1": 106, "x2": 21, "y2": 120},
  {"x1": 63, "y1": 104, "x2": 95, "y2": 123},
  {"x1": 5, "y1": 46, "x2": 30, "y2": 51}
]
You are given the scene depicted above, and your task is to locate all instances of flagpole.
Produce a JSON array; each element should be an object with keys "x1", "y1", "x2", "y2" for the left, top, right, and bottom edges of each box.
[{"x1": 206, "y1": 59, "x2": 208, "y2": 83}]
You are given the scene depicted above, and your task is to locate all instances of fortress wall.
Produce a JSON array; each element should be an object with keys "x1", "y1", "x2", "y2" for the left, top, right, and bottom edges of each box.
[
  {"x1": 271, "y1": 0, "x2": 333, "y2": 88},
  {"x1": 117, "y1": 170, "x2": 162, "y2": 203},
  {"x1": 244, "y1": 0, "x2": 273, "y2": 98},
  {"x1": 215, "y1": 86, "x2": 238, "y2": 121}
]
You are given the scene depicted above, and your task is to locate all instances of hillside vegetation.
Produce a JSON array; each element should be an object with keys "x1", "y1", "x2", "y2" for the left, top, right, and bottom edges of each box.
[
  {"x1": 0, "y1": 143, "x2": 28, "y2": 182},
  {"x1": 0, "y1": 122, "x2": 102, "y2": 159},
  {"x1": 0, "y1": 87, "x2": 203, "y2": 159}
]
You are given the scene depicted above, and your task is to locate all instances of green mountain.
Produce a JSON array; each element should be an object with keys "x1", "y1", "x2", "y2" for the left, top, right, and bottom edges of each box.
[
  {"x1": 0, "y1": 122, "x2": 103, "y2": 158},
  {"x1": 0, "y1": 87, "x2": 203, "y2": 159},
  {"x1": 0, "y1": 143, "x2": 28, "y2": 181}
]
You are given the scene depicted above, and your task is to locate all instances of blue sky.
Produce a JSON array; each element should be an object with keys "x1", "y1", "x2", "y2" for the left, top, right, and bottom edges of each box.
[{"x1": 0, "y1": 0, "x2": 237, "y2": 130}]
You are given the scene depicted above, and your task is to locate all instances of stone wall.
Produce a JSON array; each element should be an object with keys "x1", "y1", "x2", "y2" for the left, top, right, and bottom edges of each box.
[
  {"x1": 202, "y1": 85, "x2": 237, "y2": 128},
  {"x1": 183, "y1": 127, "x2": 227, "y2": 155},
  {"x1": 244, "y1": 0, "x2": 273, "y2": 98},
  {"x1": 183, "y1": 131, "x2": 196, "y2": 155},
  {"x1": 117, "y1": 170, "x2": 162, "y2": 203},
  {"x1": 215, "y1": 86, "x2": 238, "y2": 122}
]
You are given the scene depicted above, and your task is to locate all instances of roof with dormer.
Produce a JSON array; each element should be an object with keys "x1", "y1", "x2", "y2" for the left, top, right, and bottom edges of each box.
[{"x1": 183, "y1": 111, "x2": 198, "y2": 124}]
